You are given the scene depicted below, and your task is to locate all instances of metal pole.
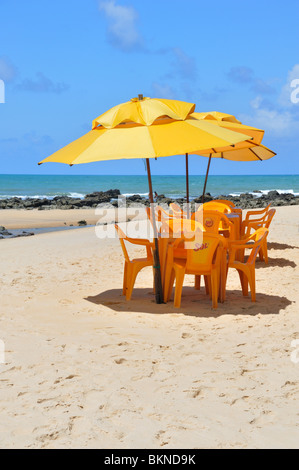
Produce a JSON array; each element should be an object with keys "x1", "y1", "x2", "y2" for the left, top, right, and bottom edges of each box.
[
  {"x1": 146, "y1": 158, "x2": 164, "y2": 304},
  {"x1": 202, "y1": 154, "x2": 212, "y2": 204},
  {"x1": 185, "y1": 153, "x2": 190, "y2": 218}
]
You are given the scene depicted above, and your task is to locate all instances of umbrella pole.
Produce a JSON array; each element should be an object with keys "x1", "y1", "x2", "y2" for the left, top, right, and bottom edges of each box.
[
  {"x1": 202, "y1": 154, "x2": 212, "y2": 204},
  {"x1": 185, "y1": 153, "x2": 190, "y2": 218},
  {"x1": 146, "y1": 158, "x2": 164, "y2": 304}
]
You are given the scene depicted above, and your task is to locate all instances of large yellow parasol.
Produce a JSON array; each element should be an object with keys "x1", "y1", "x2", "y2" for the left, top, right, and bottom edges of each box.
[{"x1": 189, "y1": 112, "x2": 276, "y2": 203}]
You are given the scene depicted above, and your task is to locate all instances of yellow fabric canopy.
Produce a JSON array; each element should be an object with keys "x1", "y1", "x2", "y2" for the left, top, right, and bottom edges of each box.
[
  {"x1": 39, "y1": 116, "x2": 252, "y2": 166},
  {"x1": 92, "y1": 97, "x2": 196, "y2": 129},
  {"x1": 191, "y1": 112, "x2": 264, "y2": 145},
  {"x1": 198, "y1": 143, "x2": 276, "y2": 161}
]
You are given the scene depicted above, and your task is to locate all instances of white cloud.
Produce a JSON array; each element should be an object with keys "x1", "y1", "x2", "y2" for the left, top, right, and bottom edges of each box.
[
  {"x1": 241, "y1": 107, "x2": 295, "y2": 136},
  {"x1": 172, "y1": 48, "x2": 197, "y2": 81},
  {"x1": 151, "y1": 82, "x2": 176, "y2": 99},
  {"x1": 99, "y1": 0, "x2": 143, "y2": 51},
  {"x1": 0, "y1": 56, "x2": 17, "y2": 82},
  {"x1": 240, "y1": 64, "x2": 299, "y2": 136},
  {"x1": 15, "y1": 72, "x2": 69, "y2": 94}
]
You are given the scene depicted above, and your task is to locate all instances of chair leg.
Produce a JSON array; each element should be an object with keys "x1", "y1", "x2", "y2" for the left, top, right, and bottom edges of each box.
[
  {"x1": 204, "y1": 275, "x2": 210, "y2": 296},
  {"x1": 238, "y1": 269, "x2": 249, "y2": 297},
  {"x1": 259, "y1": 246, "x2": 264, "y2": 262},
  {"x1": 125, "y1": 265, "x2": 139, "y2": 301},
  {"x1": 123, "y1": 262, "x2": 128, "y2": 296},
  {"x1": 164, "y1": 263, "x2": 174, "y2": 303},
  {"x1": 195, "y1": 275, "x2": 201, "y2": 290},
  {"x1": 174, "y1": 269, "x2": 185, "y2": 308},
  {"x1": 167, "y1": 270, "x2": 176, "y2": 302},
  {"x1": 211, "y1": 269, "x2": 218, "y2": 309},
  {"x1": 263, "y1": 240, "x2": 268, "y2": 264},
  {"x1": 248, "y1": 269, "x2": 256, "y2": 302}
]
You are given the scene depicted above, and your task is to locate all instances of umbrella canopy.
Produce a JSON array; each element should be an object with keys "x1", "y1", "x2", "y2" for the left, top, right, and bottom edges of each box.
[
  {"x1": 92, "y1": 96, "x2": 195, "y2": 129},
  {"x1": 191, "y1": 112, "x2": 264, "y2": 145},
  {"x1": 198, "y1": 142, "x2": 276, "y2": 162},
  {"x1": 39, "y1": 118, "x2": 252, "y2": 166},
  {"x1": 186, "y1": 112, "x2": 276, "y2": 203}
]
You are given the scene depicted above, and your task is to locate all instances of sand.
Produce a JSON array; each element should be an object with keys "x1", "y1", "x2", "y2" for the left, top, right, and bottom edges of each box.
[{"x1": 0, "y1": 206, "x2": 298, "y2": 449}]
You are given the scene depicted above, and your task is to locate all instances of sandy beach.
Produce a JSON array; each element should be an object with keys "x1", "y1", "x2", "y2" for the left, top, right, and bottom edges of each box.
[{"x1": 0, "y1": 205, "x2": 298, "y2": 449}]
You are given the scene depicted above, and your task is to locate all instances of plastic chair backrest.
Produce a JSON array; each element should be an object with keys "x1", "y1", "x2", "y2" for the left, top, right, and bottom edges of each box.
[
  {"x1": 161, "y1": 218, "x2": 204, "y2": 239},
  {"x1": 247, "y1": 228, "x2": 269, "y2": 264},
  {"x1": 115, "y1": 224, "x2": 130, "y2": 262},
  {"x1": 198, "y1": 210, "x2": 233, "y2": 234},
  {"x1": 185, "y1": 233, "x2": 222, "y2": 272},
  {"x1": 169, "y1": 203, "x2": 187, "y2": 218},
  {"x1": 155, "y1": 205, "x2": 175, "y2": 222},
  {"x1": 202, "y1": 201, "x2": 232, "y2": 214},
  {"x1": 265, "y1": 209, "x2": 276, "y2": 228},
  {"x1": 213, "y1": 199, "x2": 236, "y2": 208}
]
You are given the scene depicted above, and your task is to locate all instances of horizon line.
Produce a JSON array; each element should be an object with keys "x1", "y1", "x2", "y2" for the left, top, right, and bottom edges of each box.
[{"x1": 0, "y1": 173, "x2": 298, "y2": 177}]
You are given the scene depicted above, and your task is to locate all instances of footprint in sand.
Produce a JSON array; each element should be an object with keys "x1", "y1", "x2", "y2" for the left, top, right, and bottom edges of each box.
[{"x1": 114, "y1": 358, "x2": 126, "y2": 365}]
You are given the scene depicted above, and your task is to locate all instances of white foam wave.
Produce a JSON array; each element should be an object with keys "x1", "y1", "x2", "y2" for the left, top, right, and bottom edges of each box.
[{"x1": 228, "y1": 189, "x2": 299, "y2": 198}]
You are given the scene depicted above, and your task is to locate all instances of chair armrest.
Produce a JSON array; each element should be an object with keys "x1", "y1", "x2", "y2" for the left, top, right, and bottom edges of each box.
[{"x1": 124, "y1": 236, "x2": 153, "y2": 247}]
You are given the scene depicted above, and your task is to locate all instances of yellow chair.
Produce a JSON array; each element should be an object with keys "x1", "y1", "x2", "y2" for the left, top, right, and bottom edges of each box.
[
  {"x1": 115, "y1": 224, "x2": 153, "y2": 300},
  {"x1": 241, "y1": 208, "x2": 275, "y2": 263},
  {"x1": 193, "y1": 209, "x2": 234, "y2": 235},
  {"x1": 212, "y1": 199, "x2": 236, "y2": 208},
  {"x1": 226, "y1": 228, "x2": 269, "y2": 302},
  {"x1": 192, "y1": 210, "x2": 231, "y2": 300},
  {"x1": 169, "y1": 202, "x2": 188, "y2": 218},
  {"x1": 213, "y1": 199, "x2": 242, "y2": 219},
  {"x1": 164, "y1": 232, "x2": 224, "y2": 308},
  {"x1": 241, "y1": 204, "x2": 272, "y2": 236},
  {"x1": 202, "y1": 201, "x2": 233, "y2": 214}
]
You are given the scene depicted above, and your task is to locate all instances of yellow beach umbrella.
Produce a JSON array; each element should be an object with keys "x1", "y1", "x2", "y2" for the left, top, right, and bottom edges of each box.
[
  {"x1": 188, "y1": 112, "x2": 275, "y2": 203},
  {"x1": 191, "y1": 111, "x2": 264, "y2": 144},
  {"x1": 39, "y1": 96, "x2": 252, "y2": 304}
]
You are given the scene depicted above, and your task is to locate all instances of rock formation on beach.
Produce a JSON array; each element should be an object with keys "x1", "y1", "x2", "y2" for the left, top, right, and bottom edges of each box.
[{"x1": 0, "y1": 188, "x2": 298, "y2": 211}]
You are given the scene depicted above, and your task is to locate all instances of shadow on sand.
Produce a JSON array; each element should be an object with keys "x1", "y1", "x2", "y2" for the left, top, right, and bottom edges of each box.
[
  {"x1": 254, "y1": 257, "x2": 297, "y2": 269},
  {"x1": 85, "y1": 287, "x2": 292, "y2": 319},
  {"x1": 268, "y1": 241, "x2": 299, "y2": 251}
]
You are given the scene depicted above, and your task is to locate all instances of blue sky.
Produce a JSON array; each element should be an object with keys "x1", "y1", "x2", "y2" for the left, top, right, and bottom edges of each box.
[{"x1": 0, "y1": 0, "x2": 298, "y2": 175}]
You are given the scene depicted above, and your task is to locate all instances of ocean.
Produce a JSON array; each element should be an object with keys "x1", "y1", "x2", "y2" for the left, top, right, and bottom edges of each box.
[{"x1": 0, "y1": 174, "x2": 298, "y2": 200}]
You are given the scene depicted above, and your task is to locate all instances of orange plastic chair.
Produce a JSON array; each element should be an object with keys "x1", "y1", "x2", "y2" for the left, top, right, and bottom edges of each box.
[
  {"x1": 164, "y1": 232, "x2": 224, "y2": 308},
  {"x1": 226, "y1": 228, "x2": 269, "y2": 302},
  {"x1": 241, "y1": 204, "x2": 272, "y2": 236},
  {"x1": 115, "y1": 224, "x2": 153, "y2": 300},
  {"x1": 213, "y1": 199, "x2": 242, "y2": 219},
  {"x1": 192, "y1": 209, "x2": 234, "y2": 235},
  {"x1": 202, "y1": 201, "x2": 233, "y2": 214},
  {"x1": 213, "y1": 199, "x2": 236, "y2": 208},
  {"x1": 169, "y1": 202, "x2": 188, "y2": 218},
  {"x1": 241, "y1": 207, "x2": 275, "y2": 263}
]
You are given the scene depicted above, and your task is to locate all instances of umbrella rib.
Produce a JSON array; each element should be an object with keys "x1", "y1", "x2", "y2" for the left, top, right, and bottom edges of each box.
[{"x1": 248, "y1": 147, "x2": 263, "y2": 161}]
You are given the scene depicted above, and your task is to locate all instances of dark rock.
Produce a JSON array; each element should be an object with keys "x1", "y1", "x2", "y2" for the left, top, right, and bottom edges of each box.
[
  {"x1": 266, "y1": 190, "x2": 279, "y2": 199},
  {"x1": 78, "y1": 220, "x2": 87, "y2": 226}
]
